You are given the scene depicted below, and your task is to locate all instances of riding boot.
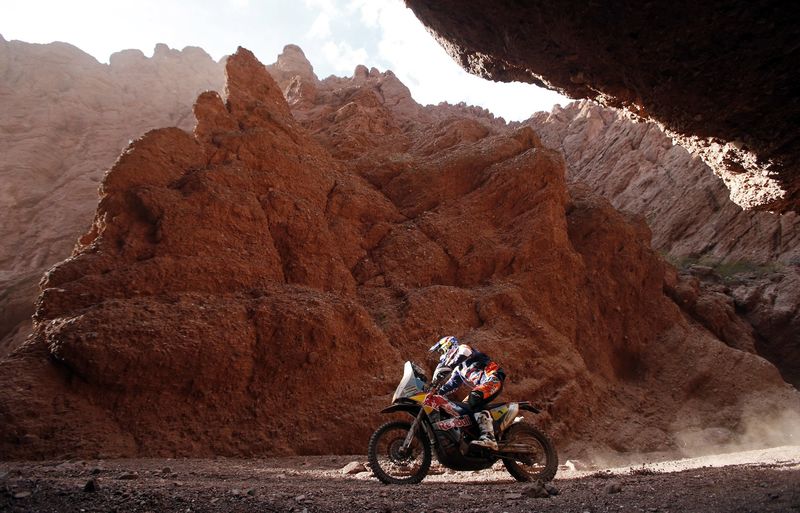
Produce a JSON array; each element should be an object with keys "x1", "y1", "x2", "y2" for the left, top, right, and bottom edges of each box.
[{"x1": 470, "y1": 410, "x2": 498, "y2": 450}]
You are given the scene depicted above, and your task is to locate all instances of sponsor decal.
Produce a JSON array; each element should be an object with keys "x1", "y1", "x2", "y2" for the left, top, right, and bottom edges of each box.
[
  {"x1": 423, "y1": 394, "x2": 461, "y2": 416},
  {"x1": 491, "y1": 406, "x2": 508, "y2": 421},
  {"x1": 434, "y1": 416, "x2": 471, "y2": 431}
]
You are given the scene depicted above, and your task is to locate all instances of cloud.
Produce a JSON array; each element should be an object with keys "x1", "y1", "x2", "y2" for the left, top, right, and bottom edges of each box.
[
  {"x1": 347, "y1": 0, "x2": 381, "y2": 27},
  {"x1": 304, "y1": 0, "x2": 339, "y2": 16},
  {"x1": 350, "y1": 0, "x2": 568, "y2": 121},
  {"x1": 307, "y1": 12, "x2": 332, "y2": 39},
  {"x1": 321, "y1": 41, "x2": 368, "y2": 75}
]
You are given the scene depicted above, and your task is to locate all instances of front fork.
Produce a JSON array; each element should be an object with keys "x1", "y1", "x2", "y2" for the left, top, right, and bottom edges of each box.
[{"x1": 400, "y1": 408, "x2": 425, "y2": 454}]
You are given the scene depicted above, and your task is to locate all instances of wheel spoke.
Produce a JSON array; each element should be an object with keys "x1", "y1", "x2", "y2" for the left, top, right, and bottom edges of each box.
[
  {"x1": 376, "y1": 428, "x2": 424, "y2": 478},
  {"x1": 501, "y1": 423, "x2": 558, "y2": 482},
  {"x1": 368, "y1": 420, "x2": 432, "y2": 484}
]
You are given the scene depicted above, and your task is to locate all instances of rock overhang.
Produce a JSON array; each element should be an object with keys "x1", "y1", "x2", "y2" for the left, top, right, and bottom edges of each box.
[{"x1": 404, "y1": 0, "x2": 800, "y2": 213}]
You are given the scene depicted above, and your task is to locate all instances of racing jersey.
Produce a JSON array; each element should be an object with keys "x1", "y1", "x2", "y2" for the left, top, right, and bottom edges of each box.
[{"x1": 434, "y1": 343, "x2": 504, "y2": 396}]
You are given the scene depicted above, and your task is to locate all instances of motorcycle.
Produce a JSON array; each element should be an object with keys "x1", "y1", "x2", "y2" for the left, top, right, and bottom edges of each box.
[{"x1": 368, "y1": 361, "x2": 558, "y2": 484}]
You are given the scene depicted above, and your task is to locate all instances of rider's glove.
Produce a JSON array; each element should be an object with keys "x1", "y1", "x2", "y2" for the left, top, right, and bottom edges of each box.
[{"x1": 431, "y1": 366, "x2": 451, "y2": 387}]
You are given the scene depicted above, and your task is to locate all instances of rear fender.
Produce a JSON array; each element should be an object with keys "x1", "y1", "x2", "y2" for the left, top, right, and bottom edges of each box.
[{"x1": 518, "y1": 402, "x2": 541, "y2": 414}]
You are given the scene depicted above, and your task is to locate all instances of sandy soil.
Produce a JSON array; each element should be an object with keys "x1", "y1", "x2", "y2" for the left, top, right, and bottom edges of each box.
[{"x1": 1, "y1": 447, "x2": 798, "y2": 512}]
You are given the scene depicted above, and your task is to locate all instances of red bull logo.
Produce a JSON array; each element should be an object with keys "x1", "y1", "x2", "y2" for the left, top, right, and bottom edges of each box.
[{"x1": 434, "y1": 416, "x2": 471, "y2": 431}]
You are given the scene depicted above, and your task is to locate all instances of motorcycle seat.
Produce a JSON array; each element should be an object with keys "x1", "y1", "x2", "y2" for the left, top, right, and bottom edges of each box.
[{"x1": 450, "y1": 401, "x2": 506, "y2": 415}]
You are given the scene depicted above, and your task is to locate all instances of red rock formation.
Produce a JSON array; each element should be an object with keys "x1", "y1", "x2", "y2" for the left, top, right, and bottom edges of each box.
[
  {"x1": 0, "y1": 37, "x2": 224, "y2": 356},
  {"x1": 731, "y1": 271, "x2": 800, "y2": 388},
  {"x1": 404, "y1": 1, "x2": 800, "y2": 213},
  {"x1": 1, "y1": 47, "x2": 797, "y2": 460},
  {"x1": 529, "y1": 100, "x2": 800, "y2": 388}
]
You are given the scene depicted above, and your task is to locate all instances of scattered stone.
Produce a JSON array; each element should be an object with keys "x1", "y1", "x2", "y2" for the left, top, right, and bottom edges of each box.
[
  {"x1": 162, "y1": 467, "x2": 172, "y2": 474},
  {"x1": 118, "y1": 471, "x2": 139, "y2": 480},
  {"x1": 83, "y1": 478, "x2": 99, "y2": 492},
  {"x1": 565, "y1": 459, "x2": 592, "y2": 470},
  {"x1": 605, "y1": 481, "x2": 623, "y2": 494},
  {"x1": 295, "y1": 494, "x2": 306, "y2": 502},
  {"x1": 13, "y1": 491, "x2": 32, "y2": 499},
  {"x1": 504, "y1": 492, "x2": 523, "y2": 500},
  {"x1": 247, "y1": 488, "x2": 256, "y2": 496},
  {"x1": 341, "y1": 461, "x2": 366, "y2": 475},
  {"x1": 90, "y1": 467, "x2": 102, "y2": 475},
  {"x1": 375, "y1": 503, "x2": 392, "y2": 513},
  {"x1": 21, "y1": 434, "x2": 40, "y2": 444},
  {"x1": 522, "y1": 480, "x2": 551, "y2": 498},
  {"x1": 545, "y1": 483, "x2": 560, "y2": 496}
]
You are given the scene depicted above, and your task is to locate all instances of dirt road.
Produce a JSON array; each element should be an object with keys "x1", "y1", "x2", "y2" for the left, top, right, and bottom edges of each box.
[{"x1": 2, "y1": 448, "x2": 798, "y2": 512}]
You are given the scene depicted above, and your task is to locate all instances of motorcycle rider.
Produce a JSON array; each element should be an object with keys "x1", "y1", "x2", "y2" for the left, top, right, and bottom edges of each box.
[{"x1": 429, "y1": 336, "x2": 506, "y2": 450}]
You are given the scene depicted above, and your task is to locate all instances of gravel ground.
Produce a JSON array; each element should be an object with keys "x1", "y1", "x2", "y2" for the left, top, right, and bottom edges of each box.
[{"x1": 1, "y1": 448, "x2": 799, "y2": 513}]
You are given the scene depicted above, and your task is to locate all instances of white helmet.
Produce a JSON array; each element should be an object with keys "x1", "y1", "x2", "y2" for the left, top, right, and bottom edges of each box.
[{"x1": 429, "y1": 335, "x2": 459, "y2": 354}]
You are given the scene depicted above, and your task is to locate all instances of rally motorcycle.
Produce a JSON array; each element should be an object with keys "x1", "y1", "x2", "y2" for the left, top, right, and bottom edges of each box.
[{"x1": 368, "y1": 361, "x2": 558, "y2": 484}]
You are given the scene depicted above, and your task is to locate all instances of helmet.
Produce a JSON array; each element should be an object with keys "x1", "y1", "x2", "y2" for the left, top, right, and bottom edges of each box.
[{"x1": 429, "y1": 336, "x2": 459, "y2": 354}]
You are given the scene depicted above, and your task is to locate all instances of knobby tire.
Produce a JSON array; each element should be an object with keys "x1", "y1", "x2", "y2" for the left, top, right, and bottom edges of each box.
[
  {"x1": 368, "y1": 420, "x2": 432, "y2": 485},
  {"x1": 501, "y1": 422, "x2": 558, "y2": 482}
]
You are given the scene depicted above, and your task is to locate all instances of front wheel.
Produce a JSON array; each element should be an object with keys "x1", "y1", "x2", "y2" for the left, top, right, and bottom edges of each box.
[
  {"x1": 501, "y1": 422, "x2": 558, "y2": 482},
  {"x1": 368, "y1": 420, "x2": 432, "y2": 485}
]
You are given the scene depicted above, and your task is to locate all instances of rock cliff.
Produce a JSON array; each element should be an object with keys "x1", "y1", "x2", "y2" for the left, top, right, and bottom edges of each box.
[
  {"x1": 528, "y1": 101, "x2": 800, "y2": 266},
  {"x1": 528, "y1": 101, "x2": 800, "y2": 388},
  {"x1": 0, "y1": 37, "x2": 224, "y2": 356},
  {"x1": 1, "y1": 47, "x2": 797, "y2": 460},
  {"x1": 404, "y1": 0, "x2": 800, "y2": 213}
]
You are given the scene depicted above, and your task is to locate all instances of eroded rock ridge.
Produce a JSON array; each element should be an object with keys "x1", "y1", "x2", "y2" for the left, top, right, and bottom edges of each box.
[{"x1": 0, "y1": 37, "x2": 225, "y2": 357}]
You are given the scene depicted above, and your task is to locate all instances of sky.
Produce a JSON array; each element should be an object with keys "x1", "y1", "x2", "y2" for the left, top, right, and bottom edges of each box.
[{"x1": 0, "y1": 0, "x2": 569, "y2": 121}]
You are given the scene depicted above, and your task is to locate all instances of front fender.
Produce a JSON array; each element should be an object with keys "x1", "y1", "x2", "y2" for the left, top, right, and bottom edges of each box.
[{"x1": 380, "y1": 403, "x2": 422, "y2": 415}]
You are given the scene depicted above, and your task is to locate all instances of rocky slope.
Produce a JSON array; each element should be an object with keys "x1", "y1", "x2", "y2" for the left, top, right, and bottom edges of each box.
[
  {"x1": 528, "y1": 101, "x2": 800, "y2": 388},
  {"x1": 0, "y1": 36, "x2": 224, "y2": 356},
  {"x1": 404, "y1": 1, "x2": 800, "y2": 213},
  {"x1": 528, "y1": 102, "x2": 800, "y2": 266},
  {"x1": 0, "y1": 47, "x2": 797, "y2": 460}
]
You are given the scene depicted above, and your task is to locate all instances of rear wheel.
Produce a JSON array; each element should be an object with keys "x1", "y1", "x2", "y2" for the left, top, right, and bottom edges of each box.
[
  {"x1": 368, "y1": 420, "x2": 432, "y2": 485},
  {"x1": 501, "y1": 422, "x2": 558, "y2": 482}
]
